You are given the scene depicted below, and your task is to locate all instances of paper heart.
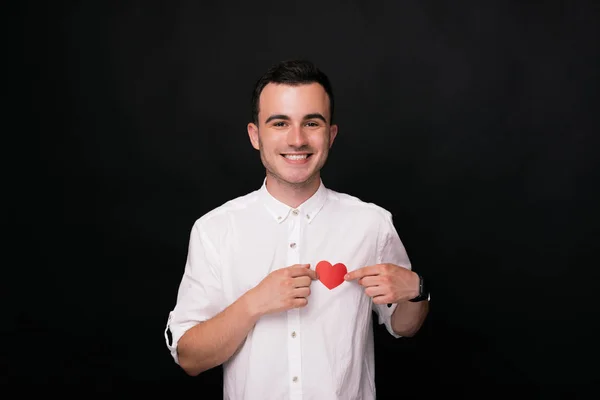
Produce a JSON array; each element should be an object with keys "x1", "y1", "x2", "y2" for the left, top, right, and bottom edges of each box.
[{"x1": 316, "y1": 260, "x2": 347, "y2": 290}]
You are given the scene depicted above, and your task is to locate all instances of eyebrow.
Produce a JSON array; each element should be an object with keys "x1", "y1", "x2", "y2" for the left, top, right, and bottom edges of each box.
[{"x1": 264, "y1": 113, "x2": 328, "y2": 124}]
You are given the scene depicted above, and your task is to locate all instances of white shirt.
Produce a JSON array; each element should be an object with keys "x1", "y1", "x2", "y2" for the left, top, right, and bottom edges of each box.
[{"x1": 165, "y1": 179, "x2": 412, "y2": 400}]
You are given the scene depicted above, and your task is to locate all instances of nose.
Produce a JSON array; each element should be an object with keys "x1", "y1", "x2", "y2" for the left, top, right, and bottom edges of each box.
[{"x1": 287, "y1": 125, "x2": 308, "y2": 148}]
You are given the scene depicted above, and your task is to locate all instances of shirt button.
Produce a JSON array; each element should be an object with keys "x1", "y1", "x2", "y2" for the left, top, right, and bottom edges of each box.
[
  {"x1": 292, "y1": 209, "x2": 299, "y2": 216},
  {"x1": 292, "y1": 376, "x2": 298, "y2": 383},
  {"x1": 291, "y1": 331, "x2": 296, "y2": 338},
  {"x1": 290, "y1": 242, "x2": 296, "y2": 249},
  {"x1": 306, "y1": 214, "x2": 310, "y2": 219}
]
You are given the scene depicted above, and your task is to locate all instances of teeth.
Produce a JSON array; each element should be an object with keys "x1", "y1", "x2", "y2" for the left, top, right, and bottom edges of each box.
[{"x1": 284, "y1": 154, "x2": 308, "y2": 160}]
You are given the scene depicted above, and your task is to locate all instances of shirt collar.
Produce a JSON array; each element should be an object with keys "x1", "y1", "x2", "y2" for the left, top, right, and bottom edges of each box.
[{"x1": 259, "y1": 178, "x2": 328, "y2": 224}]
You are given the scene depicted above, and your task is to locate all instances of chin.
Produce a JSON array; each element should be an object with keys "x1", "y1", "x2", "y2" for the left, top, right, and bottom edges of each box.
[
  {"x1": 272, "y1": 172, "x2": 315, "y2": 186},
  {"x1": 286, "y1": 174, "x2": 318, "y2": 186}
]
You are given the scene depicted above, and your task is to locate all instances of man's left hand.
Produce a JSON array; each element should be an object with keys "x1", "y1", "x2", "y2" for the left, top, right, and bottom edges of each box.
[{"x1": 344, "y1": 263, "x2": 419, "y2": 304}]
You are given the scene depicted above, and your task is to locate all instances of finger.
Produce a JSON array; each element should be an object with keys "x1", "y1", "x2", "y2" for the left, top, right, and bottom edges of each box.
[
  {"x1": 293, "y1": 286, "x2": 311, "y2": 298},
  {"x1": 306, "y1": 268, "x2": 318, "y2": 280},
  {"x1": 364, "y1": 286, "x2": 387, "y2": 298},
  {"x1": 289, "y1": 264, "x2": 312, "y2": 277},
  {"x1": 292, "y1": 298, "x2": 308, "y2": 308},
  {"x1": 372, "y1": 295, "x2": 393, "y2": 305},
  {"x1": 291, "y1": 265, "x2": 318, "y2": 280},
  {"x1": 357, "y1": 276, "x2": 382, "y2": 287},
  {"x1": 292, "y1": 275, "x2": 312, "y2": 288},
  {"x1": 290, "y1": 263, "x2": 310, "y2": 269},
  {"x1": 344, "y1": 265, "x2": 381, "y2": 281}
]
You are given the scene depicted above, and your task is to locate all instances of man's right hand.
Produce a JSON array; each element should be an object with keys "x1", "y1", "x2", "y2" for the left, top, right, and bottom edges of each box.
[{"x1": 245, "y1": 264, "x2": 318, "y2": 317}]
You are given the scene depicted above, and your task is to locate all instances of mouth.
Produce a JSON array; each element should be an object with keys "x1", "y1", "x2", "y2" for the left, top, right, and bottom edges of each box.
[
  {"x1": 281, "y1": 153, "x2": 312, "y2": 166},
  {"x1": 282, "y1": 153, "x2": 312, "y2": 160}
]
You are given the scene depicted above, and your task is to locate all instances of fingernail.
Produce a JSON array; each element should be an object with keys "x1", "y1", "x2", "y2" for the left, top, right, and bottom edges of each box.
[{"x1": 344, "y1": 274, "x2": 349, "y2": 280}]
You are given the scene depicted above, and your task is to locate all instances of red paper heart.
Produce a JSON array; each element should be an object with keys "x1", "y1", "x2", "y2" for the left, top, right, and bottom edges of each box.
[{"x1": 316, "y1": 260, "x2": 347, "y2": 290}]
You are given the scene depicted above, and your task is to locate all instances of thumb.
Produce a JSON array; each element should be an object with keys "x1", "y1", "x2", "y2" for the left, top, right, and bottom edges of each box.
[{"x1": 300, "y1": 263, "x2": 318, "y2": 279}]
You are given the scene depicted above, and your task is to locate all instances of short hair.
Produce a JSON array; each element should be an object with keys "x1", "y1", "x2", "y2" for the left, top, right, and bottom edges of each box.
[{"x1": 251, "y1": 59, "x2": 335, "y2": 125}]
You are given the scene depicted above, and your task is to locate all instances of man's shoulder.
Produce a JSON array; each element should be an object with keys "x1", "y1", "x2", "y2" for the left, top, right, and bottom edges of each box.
[
  {"x1": 325, "y1": 187, "x2": 393, "y2": 220},
  {"x1": 193, "y1": 188, "x2": 261, "y2": 228}
]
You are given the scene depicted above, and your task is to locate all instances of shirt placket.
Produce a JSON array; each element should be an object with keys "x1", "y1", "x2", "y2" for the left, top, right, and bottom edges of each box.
[{"x1": 287, "y1": 208, "x2": 303, "y2": 399}]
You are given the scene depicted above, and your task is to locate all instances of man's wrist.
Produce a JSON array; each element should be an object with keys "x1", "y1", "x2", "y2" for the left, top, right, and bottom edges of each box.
[
  {"x1": 241, "y1": 289, "x2": 263, "y2": 319},
  {"x1": 409, "y1": 272, "x2": 429, "y2": 302}
]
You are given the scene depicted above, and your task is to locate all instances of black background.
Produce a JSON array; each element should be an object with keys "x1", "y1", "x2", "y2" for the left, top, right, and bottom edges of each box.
[{"x1": 13, "y1": 0, "x2": 600, "y2": 397}]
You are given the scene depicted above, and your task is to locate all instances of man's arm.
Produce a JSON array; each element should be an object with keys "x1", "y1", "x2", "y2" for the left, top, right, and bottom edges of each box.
[
  {"x1": 391, "y1": 295, "x2": 429, "y2": 337},
  {"x1": 345, "y1": 264, "x2": 429, "y2": 337},
  {"x1": 176, "y1": 291, "x2": 260, "y2": 376},
  {"x1": 174, "y1": 264, "x2": 318, "y2": 376}
]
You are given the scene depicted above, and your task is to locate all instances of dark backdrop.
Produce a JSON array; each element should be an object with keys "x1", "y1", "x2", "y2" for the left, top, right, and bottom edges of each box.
[{"x1": 14, "y1": 0, "x2": 600, "y2": 397}]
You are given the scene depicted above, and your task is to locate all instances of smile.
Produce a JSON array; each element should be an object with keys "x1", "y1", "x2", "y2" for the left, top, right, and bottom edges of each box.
[
  {"x1": 281, "y1": 153, "x2": 313, "y2": 164},
  {"x1": 282, "y1": 154, "x2": 311, "y2": 160}
]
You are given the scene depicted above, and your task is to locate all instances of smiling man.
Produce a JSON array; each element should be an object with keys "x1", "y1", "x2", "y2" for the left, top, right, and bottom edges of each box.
[{"x1": 165, "y1": 60, "x2": 429, "y2": 400}]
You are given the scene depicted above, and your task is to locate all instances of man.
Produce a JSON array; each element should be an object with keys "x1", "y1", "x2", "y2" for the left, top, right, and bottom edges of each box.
[{"x1": 164, "y1": 59, "x2": 429, "y2": 399}]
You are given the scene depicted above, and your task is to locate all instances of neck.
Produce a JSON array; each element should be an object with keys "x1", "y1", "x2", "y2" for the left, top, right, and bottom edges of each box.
[{"x1": 265, "y1": 173, "x2": 321, "y2": 209}]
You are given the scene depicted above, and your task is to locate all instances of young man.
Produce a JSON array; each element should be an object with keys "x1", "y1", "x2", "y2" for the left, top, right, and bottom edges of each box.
[{"x1": 164, "y1": 60, "x2": 429, "y2": 399}]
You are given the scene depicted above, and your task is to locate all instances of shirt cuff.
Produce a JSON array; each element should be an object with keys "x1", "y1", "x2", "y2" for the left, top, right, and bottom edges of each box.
[{"x1": 377, "y1": 303, "x2": 402, "y2": 339}]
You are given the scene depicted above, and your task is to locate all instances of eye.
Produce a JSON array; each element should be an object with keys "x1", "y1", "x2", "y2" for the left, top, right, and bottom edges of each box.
[
  {"x1": 273, "y1": 121, "x2": 287, "y2": 127},
  {"x1": 305, "y1": 121, "x2": 320, "y2": 127}
]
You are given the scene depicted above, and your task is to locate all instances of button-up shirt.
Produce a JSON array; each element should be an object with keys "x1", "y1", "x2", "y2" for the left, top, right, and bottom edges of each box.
[{"x1": 165, "y1": 179, "x2": 412, "y2": 400}]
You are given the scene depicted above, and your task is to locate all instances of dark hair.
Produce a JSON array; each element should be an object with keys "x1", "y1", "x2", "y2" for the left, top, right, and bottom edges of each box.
[{"x1": 251, "y1": 59, "x2": 335, "y2": 125}]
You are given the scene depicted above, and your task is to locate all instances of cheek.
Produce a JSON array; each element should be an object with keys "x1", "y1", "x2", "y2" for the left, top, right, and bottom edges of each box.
[
  {"x1": 309, "y1": 134, "x2": 329, "y2": 150},
  {"x1": 259, "y1": 134, "x2": 279, "y2": 151},
  {"x1": 317, "y1": 140, "x2": 331, "y2": 153}
]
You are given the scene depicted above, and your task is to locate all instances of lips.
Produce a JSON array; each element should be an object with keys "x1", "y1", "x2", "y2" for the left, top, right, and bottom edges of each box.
[
  {"x1": 281, "y1": 153, "x2": 313, "y2": 164},
  {"x1": 282, "y1": 154, "x2": 311, "y2": 160}
]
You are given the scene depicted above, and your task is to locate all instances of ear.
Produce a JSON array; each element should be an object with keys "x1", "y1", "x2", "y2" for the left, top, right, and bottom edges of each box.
[
  {"x1": 328, "y1": 124, "x2": 338, "y2": 148},
  {"x1": 247, "y1": 122, "x2": 260, "y2": 150}
]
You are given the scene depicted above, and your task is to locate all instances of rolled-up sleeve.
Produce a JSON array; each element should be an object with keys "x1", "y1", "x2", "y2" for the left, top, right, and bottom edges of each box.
[
  {"x1": 164, "y1": 220, "x2": 225, "y2": 364},
  {"x1": 372, "y1": 211, "x2": 412, "y2": 339}
]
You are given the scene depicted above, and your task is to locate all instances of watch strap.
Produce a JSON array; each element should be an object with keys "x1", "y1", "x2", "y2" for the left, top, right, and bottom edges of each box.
[{"x1": 409, "y1": 273, "x2": 429, "y2": 302}]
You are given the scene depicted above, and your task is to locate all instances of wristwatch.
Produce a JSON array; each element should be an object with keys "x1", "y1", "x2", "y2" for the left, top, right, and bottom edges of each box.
[{"x1": 409, "y1": 273, "x2": 430, "y2": 302}]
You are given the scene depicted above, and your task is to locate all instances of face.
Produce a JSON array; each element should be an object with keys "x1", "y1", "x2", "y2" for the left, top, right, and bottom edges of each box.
[{"x1": 247, "y1": 82, "x2": 338, "y2": 188}]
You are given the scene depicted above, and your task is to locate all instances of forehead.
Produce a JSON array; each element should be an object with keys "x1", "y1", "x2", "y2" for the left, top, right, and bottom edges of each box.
[{"x1": 258, "y1": 82, "x2": 330, "y2": 118}]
